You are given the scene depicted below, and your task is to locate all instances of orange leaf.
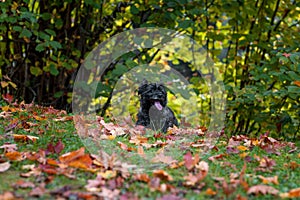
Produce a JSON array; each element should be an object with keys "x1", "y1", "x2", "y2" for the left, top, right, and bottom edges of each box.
[
  {"x1": 294, "y1": 81, "x2": 300, "y2": 87},
  {"x1": 68, "y1": 154, "x2": 93, "y2": 169},
  {"x1": 5, "y1": 151, "x2": 24, "y2": 161},
  {"x1": 59, "y1": 147, "x2": 85, "y2": 163},
  {"x1": 237, "y1": 145, "x2": 248, "y2": 151},
  {"x1": 13, "y1": 134, "x2": 39, "y2": 142},
  {"x1": 280, "y1": 187, "x2": 300, "y2": 198},
  {"x1": 205, "y1": 188, "x2": 217, "y2": 196},
  {"x1": 134, "y1": 173, "x2": 150, "y2": 183}
]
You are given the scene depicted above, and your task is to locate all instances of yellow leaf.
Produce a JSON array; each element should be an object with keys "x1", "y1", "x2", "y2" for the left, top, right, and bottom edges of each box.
[
  {"x1": 1, "y1": 81, "x2": 9, "y2": 88},
  {"x1": 108, "y1": 135, "x2": 116, "y2": 140},
  {"x1": 237, "y1": 145, "x2": 248, "y2": 151},
  {"x1": 239, "y1": 152, "x2": 248, "y2": 158},
  {"x1": 8, "y1": 81, "x2": 17, "y2": 89},
  {"x1": 98, "y1": 170, "x2": 117, "y2": 179}
]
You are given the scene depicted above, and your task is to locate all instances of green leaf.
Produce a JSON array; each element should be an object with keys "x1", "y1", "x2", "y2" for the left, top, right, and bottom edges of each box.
[
  {"x1": 178, "y1": 20, "x2": 192, "y2": 29},
  {"x1": 54, "y1": 91, "x2": 63, "y2": 98},
  {"x1": 125, "y1": 60, "x2": 138, "y2": 68},
  {"x1": 39, "y1": 31, "x2": 50, "y2": 41},
  {"x1": 50, "y1": 64, "x2": 59, "y2": 76},
  {"x1": 13, "y1": 26, "x2": 22, "y2": 32},
  {"x1": 30, "y1": 66, "x2": 43, "y2": 76},
  {"x1": 35, "y1": 43, "x2": 46, "y2": 52},
  {"x1": 49, "y1": 41, "x2": 62, "y2": 50},
  {"x1": 112, "y1": 64, "x2": 127, "y2": 76},
  {"x1": 130, "y1": 5, "x2": 139, "y2": 15},
  {"x1": 45, "y1": 29, "x2": 56, "y2": 36},
  {"x1": 287, "y1": 86, "x2": 300, "y2": 94},
  {"x1": 19, "y1": 29, "x2": 32, "y2": 38},
  {"x1": 41, "y1": 13, "x2": 51, "y2": 21}
]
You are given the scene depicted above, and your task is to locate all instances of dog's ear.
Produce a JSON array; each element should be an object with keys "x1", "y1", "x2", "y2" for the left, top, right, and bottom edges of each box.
[
  {"x1": 141, "y1": 79, "x2": 148, "y2": 85},
  {"x1": 138, "y1": 79, "x2": 148, "y2": 95}
]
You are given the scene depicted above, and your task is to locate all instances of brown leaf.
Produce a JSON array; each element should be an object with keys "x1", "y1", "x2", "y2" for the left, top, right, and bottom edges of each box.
[
  {"x1": 134, "y1": 173, "x2": 150, "y2": 183},
  {"x1": 247, "y1": 185, "x2": 279, "y2": 195},
  {"x1": 208, "y1": 153, "x2": 226, "y2": 162},
  {"x1": 29, "y1": 183, "x2": 47, "y2": 197},
  {"x1": 183, "y1": 173, "x2": 199, "y2": 186},
  {"x1": 13, "y1": 134, "x2": 39, "y2": 142},
  {"x1": 13, "y1": 180, "x2": 35, "y2": 189},
  {"x1": 85, "y1": 174, "x2": 106, "y2": 192},
  {"x1": 151, "y1": 152, "x2": 176, "y2": 165},
  {"x1": 153, "y1": 170, "x2": 173, "y2": 181},
  {"x1": 0, "y1": 162, "x2": 11, "y2": 172}
]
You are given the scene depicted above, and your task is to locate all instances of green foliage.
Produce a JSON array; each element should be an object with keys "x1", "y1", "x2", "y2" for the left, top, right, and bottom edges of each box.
[{"x1": 0, "y1": 0, "x2": 299, "y2": 138}]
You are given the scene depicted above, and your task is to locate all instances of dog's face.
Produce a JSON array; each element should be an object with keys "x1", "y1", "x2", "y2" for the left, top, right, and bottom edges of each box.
[{"x1": 138, "y1": 83, "x2": 167, "y2": 111}]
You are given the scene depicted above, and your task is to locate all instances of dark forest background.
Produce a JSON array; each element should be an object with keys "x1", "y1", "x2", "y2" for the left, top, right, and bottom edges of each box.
[{"x1": 1, "y1": 0, "x2": 299, "y2": 138}]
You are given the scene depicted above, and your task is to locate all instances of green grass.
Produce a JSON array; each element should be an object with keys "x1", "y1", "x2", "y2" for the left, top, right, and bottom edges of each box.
[{"x1": 0, "y1": 104, "x2": 299, "y2": 199}]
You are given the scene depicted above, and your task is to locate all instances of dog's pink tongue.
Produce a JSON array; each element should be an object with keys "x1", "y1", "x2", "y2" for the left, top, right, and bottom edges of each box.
[{"x1": 154, "y1": 101, "x2": 163, "y2": 111}]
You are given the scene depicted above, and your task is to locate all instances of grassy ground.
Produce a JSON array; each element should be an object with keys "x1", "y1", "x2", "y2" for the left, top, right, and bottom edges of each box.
[{"x1": 0, "y1": 102, "x2": 299, "y2": 199}]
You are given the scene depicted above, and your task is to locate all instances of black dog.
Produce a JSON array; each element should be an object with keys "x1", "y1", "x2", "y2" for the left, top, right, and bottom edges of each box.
[{"x1": 136, "y1": 81, "x2": 178, "y2": 132}]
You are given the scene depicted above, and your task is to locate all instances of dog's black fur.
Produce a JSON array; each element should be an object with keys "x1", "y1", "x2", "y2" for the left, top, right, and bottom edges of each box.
[{"x1": 136, "y1": 81, "x2": 178, "y2": 132}]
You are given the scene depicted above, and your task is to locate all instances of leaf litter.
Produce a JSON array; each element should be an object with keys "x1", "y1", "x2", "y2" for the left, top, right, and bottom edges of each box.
[{"x1": 0, "y1": 103, "x2": 299, "y2": 199}]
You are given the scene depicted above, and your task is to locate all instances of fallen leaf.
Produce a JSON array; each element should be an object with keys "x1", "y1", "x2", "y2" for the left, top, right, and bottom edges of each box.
[
  {"x1": 134, "y1": 173, "x2": 150, "y2": 183},
  {"x1": 0, "y1": 162, "x2": 11, "y2": 172},
  {"x1": 280, "y1": 187, "x2": 300, "y2": 198},
  {"x1": 153, "y1": 170, "x2": 173, "y2": 181},
  {"x1": 59, "y1": 147, "x2": 85, "y2": 163},
  {"x1": 98, "y1": 170, "x2": 117, "y2": 179},
  {"x1": 258, "y1": 175, "x2": 279, "y2": 185},
  {"x1": 184, "y1": 152, "x2": 199, "y2": 170},
  {"x1": 5, "y1": 151, "x2": 24, "y2": 161},
  {"x1": 13, "y1": 134, "x2": 39, "y2": 142},
  {"x1": 247, "y1": 184, "x2": 279, "y2": 195},
  {"x1": 151, "y1": 152, "x2": 176, "y2": 165},
  {"x1": 2, "y1": 93, "x2": 14, "y2": 104},
  {"x1": 13, "y1": 180, "x2": 35, "y2": 189},
  {"x1": 237, "y1": 145, "x2": 248, "y2": 151},
  {"x1": 0, "y1": 192, "x2": 16, "y2": 200},
  {"x1": 205, "y1": 188, "x2": 217, "y2": 196},
  {"x1": 0, "y1": 144, "x2": 18, "y2": 152}
]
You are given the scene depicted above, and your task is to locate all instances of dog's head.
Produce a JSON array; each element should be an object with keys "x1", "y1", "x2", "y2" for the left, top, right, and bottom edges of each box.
[{"x1": 138, "y1": 81, "x2": 167, "y2": 111}]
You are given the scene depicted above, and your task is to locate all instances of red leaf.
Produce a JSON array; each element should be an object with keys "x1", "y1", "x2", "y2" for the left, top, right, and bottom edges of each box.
[
  {"x1": 184, "y1": 151, "x2": 199, "y2": 170},
  {"x1": 2, "y1": 93, "x2": 14, "y2": 104}
]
